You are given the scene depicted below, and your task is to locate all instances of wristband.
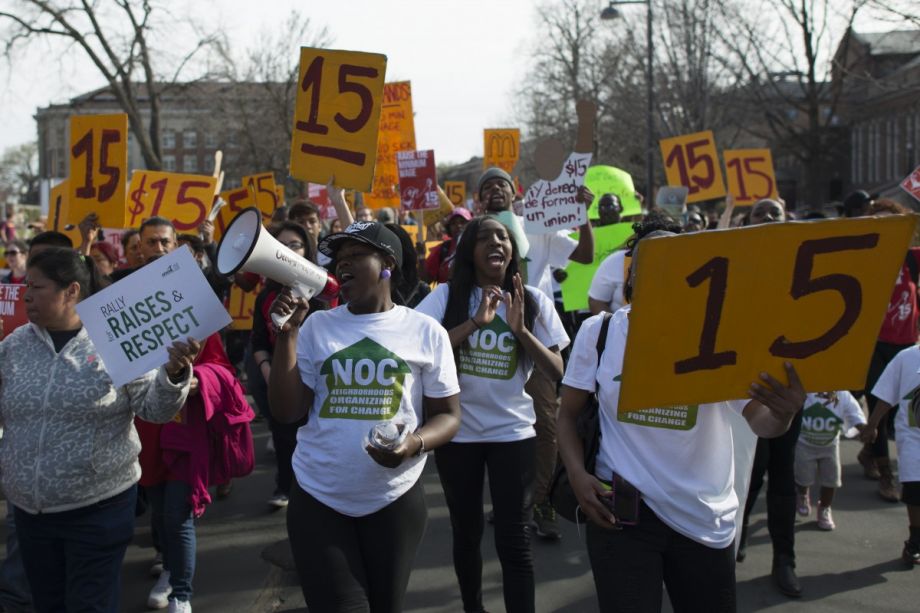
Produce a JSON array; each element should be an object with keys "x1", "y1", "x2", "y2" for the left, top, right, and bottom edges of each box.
[
  {"x1": 470, "y1": 318, "x2": 482, "y2": 329},
  {"x1": 258, "y1": 359, "x2": 270, "y2": 368},
  {"x1": 412, "y1": 431, "x2": 426, "y2": 457}
]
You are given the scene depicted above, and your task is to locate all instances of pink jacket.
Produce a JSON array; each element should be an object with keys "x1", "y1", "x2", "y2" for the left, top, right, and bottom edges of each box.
[{"x1": 159, "y1": 362, "x2": 255, "y2": 517}]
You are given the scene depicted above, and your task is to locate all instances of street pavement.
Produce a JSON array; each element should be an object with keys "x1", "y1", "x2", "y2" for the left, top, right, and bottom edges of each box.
[{"x1": 3, "y1": 419, "x2": 917, "y2": 612}]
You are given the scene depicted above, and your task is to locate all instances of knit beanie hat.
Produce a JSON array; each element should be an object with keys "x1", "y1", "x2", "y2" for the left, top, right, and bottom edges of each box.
[{"x1": 477, "y1": 167, "x2": 514, "y2": 200}]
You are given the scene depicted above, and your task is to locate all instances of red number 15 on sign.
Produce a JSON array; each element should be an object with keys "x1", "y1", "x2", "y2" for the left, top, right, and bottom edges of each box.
[
  {"x1": 289, "y1": 47, "x2": 387, "y2": 192},
  {"x1": 659, "y1": 130, "x2": 726, "y2": 204},
  {"x1": 69, "y1": 113, "x2": 128, "y2": 228}
]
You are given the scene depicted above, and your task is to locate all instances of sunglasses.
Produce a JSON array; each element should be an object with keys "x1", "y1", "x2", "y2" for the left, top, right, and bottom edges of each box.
[{"x1": 4, "y1": 250, "x2": 22, "y2": 256}]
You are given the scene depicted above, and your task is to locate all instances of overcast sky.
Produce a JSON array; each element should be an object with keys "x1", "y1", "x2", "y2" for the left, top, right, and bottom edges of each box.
[{"x1": 0, "y1": 0, "x2": 903, "y2": 165}]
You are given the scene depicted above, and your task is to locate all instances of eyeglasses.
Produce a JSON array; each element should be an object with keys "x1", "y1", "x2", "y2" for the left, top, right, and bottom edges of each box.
[
  {"x1": 4, "y1": 250, "x2": 22, "y2": 256},
  {"x1": 282, "y1": 241, "x2": 304, "y2": 251}
]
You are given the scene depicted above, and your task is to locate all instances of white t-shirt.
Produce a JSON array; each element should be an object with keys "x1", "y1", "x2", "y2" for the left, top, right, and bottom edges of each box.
[
  {"x1": 294, "y1": 305, "x2": 460, "y2": 516},
  {"x1": 798, "y1": 391, "x2": 866, "y2": 448},
  {"x1": 415, "y1": 283, "x2": 569, "y2": 443},
  {"x1": 523, "y1": 224, "x2": 578, "y2": 299},
  {"x1": 562, "y1": 308, "x2": 749, "y2": 548},
  {"x1": 870, "y1": 345, "x2": 920, "y2": 483},
  {"x1": 588, "y1": 250, "x2": 627, "y2": 312}
]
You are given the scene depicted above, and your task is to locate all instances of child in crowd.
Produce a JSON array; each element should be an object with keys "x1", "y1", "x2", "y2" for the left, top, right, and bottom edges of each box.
[
  {"x1": 794, "y1": 391, "x2": 866, "y2": 530},
  {"x1": 862, "y1": 346, "x2": 920, "y2": 566}
]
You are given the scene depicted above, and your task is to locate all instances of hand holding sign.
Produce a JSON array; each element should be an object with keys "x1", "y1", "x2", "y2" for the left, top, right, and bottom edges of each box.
[{"x1": 164, "y1": 337, "x2": 202, "y2": 382}]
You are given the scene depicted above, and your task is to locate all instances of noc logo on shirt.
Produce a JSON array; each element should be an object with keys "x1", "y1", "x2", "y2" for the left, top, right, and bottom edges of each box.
[
  {"x1": 458, "y1": 317, "x2": 519, "y2": 380},
  {"x1": 800, "y1": 402, "x2": 842, "y2": 445},
  {"x1": 319, "y1": 337, "x2": 410, "y2": 420},
  {"x1": 613, "y1": 374, "x2": 699, "y2": 430}
]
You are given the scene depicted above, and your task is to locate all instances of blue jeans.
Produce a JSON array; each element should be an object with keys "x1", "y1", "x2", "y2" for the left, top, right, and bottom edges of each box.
[
  {"x1": 147, "y1": 481, "x2": 196, "y2": 602},
  {"x1": 14, "y1": 485, "x2": 136, "y2": 613},
  {"x1": 0, "y1": 504, "x2": 33, "y2": 612}
]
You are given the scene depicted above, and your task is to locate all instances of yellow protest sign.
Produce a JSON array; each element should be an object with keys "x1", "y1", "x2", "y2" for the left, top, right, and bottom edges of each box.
[
  {"x1": 243, "y1": 172, "x2": 280, "y2": 214},
  {"x1": 68, "y1": 113, "x2": 128, "y2": 228},
  {"x1": 49, "y1": 180, "x2": 82, "y2": 245},
  {"x1": 227, "y1": 284, "x2": 259, "y2": 330},
  {"x1": 444, "y1": 181, "x2": 466, "y2": 207},
  {"x1": 365, "y1": 81, "x2": 416, "y2": 208},
  {"x1": 127, "y1": 171, "x2": 217, "y2": 231},
  {"x1": 724, "y1": 149, "x2": 778, "y2": 205},
  {"x1": 659, "y1": 131, "x2": 726, "y2": 203},
  {"x1": 483, "y1": 129, "x2": 520, "y2": 174},
  {"x1": 213, "y1": 187, "x2": 253, "y2": 243},
  {"x1": 619, "y1": 216, "x2": 917, "y2": 412},
  {"x1": 289, "y1": 47, "x2": 388, "y2": 191}
]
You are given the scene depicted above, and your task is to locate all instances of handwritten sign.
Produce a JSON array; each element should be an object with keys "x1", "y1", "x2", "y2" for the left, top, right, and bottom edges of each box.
[
  {"x1": 49, "y1": 180, "x2": 82, "y2": 246},
  {"x1": 76, "y1": 247, "x2": 232, "y2": 387},
  {"x1": 901, "y1": 165, "x2": 920, "y2": 203},
  {"x1": 365, "y1": 81, "x2": 416, "y2": 208},
  {"x1": 560, "y1": 223, "x2": 634, "y2": 311},
  {"x1": 0, "y1": 284, "x2": 28, "y2": 336},
  {"x1": 397, "y1": 150, "x2": 438, "y2": 211},
  {"x1": 226, "y1": 283, "x2": 259, "y2": 331},
  {"x1": 243, "y1": 172, "x2": 280, "y2": 214},
  {"x1": 585, "y1": 166, "x2": 642, "y2": 219},
  {"x1": 619, "y1": 215, "x2": 917, "y2": 412},
  {"x1": 445, "y1": 181, "x2": 466, "y2": 207},
  {"x1": 484, "y1": 129, "x2": 520, "y2": 174},
  {"x1": 523, "y1": 152, "x2": 592, "y2": 234},
  {"x1": 68, "y1": 113, "x2": 128, "y2": 228},
  {"x1": 127, "y1": 171, "x2": 218, "y2": 231},
  {"x1": 660, "y1": 131, "x2": 726, "y2": 203},
  {"x1": 213, "y1": 186, "x2": 252, "y2": 243},
  {"x1": 724, "y1": 149, "x2": 778, "y2": 205},
  {"x1": 289, "y1": 47, "x2": 388, "y2": 191}
]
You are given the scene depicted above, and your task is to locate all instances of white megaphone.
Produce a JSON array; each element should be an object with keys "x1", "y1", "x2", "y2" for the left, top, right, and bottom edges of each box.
[{"x1": 216, "y1": 207, "x2": 339, "y2": 328}]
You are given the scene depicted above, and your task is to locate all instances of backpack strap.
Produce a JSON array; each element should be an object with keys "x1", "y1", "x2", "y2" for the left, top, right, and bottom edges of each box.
[{"x1": 596, "y1": 312, "x2": 613, "y2": 363}]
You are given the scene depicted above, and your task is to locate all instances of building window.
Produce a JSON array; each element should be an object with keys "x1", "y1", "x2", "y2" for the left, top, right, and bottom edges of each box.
[
  {"x1": 203, "y1": 156, "x2": 215, "y2": 173},
  {"x1": 182, "y1": 130, "x2": 197, "y2": 149},
  {"x1": 204, "y1": 131, "x2": 218, "y2": 149},
  {"x1": 182, "y1": 156, "x2": 198, "y2": 173},
  {"x1": 162, "y1": 155, "x2": 176, "y2": 172},
  {"x1": 162, "y1": 130, "x2": 176, "y2": 149}
]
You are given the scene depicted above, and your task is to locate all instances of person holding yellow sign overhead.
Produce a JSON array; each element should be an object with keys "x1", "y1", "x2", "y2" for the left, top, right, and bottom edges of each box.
[{"x1": 557, "y1": 217, "x2": 806, "y2": 613}]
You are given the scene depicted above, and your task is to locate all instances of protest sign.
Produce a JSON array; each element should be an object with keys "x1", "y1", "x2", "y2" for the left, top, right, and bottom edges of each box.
[
  {"x1": 226, "y1": 283, "x2": 259, "y2": 331},
  {"x1": 127, "y1": 170, "x2": 218, "y2": 231},
  {"x1": 560, "y1": 223, "x2": 634, "y2": 311},
  {"x1": 243, "y1": 172, "x2": 280, "y2": 214},
  {"x1": 0, "y1": 284, "x2": 28, "y2": 336},
  {"x1": 901, "y1": 165, "x2": 920, "y2": 202},
  {"x1": 397, "y1": 150, "x2": 438, "y2": 211},
  {"x1": 68, "y1": 113, "x2": 128, "y2": 229},
  {"x1": 365, "y1": 81, "x2": 416, "y2": 208},
  {"x1": 585, "y1": 166, "x2": 643, "y2": 219},
  {"x1": 619, "y1": 215, "x2": 917, "y2": 412},
  {"x1": 289, "y1": 47, "x2": 388, "y2": 192},
  {"x1": 76, "y1": 247, "x2": 232, "y2": 387},
  {"x1": 660, "y1": 131, "x2": 726, "y2": 203},
  {"x1": 523, "y1": 152, "x2": 592, "y2": 234},
  {"x1": 49, "y1": 180, "x2": 82, "y2": 246},
  {"x1": 444, "y1": 181, "x2": 466, "y2": 207},
  {"x1": 724, "y1": 149, "x2": 778, "y2": 205},
  {"x1": 213, "y1": 186, "x2": 252, "y2": 243},
  {"x1": 483, "y1": 129, "x2": 520, "y2": 174}
]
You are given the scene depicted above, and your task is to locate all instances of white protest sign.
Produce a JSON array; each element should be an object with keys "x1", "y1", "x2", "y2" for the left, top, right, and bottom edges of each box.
[
  {"x1": 76, "y1": 247, "x2": 232, "y2": 387},
  {"x1": 523, "y1": 152, "x2": 591, "y2": 234}
]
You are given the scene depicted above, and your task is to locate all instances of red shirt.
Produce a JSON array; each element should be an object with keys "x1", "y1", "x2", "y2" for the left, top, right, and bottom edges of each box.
[{"x1": 878, "y1": 247, "x2": 920, "y2": 345}]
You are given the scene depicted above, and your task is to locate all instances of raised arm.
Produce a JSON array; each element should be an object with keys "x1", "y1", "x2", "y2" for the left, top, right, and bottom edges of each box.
[{"x1": 267, "y1": 289, "x2": 314, "y2": 424}]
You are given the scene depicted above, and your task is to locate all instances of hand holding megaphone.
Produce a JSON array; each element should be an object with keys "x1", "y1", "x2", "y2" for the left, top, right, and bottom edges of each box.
[
  {"x1": 215, "y1": 207, "x2": 339, "y2": 329},
  {"x1": 268, "y1": 287, "x2": 311, "y2": 333}
]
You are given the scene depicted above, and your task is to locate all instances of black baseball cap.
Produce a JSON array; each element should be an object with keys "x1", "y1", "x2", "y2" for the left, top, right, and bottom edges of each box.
[{"x1": 318, "y1": 221, "x2": 403, "y2": 267}]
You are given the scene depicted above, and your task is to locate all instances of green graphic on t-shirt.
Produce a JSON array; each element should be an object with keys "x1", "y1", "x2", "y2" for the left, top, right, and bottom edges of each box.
[
  {"x1": 458, "y1": 316, "x2": 519, "y2": 380},
  {"x1": 902, "y1": 386, "x2": 920, "y2": 428},
  {"x1": 800, "y1": 402, "x2": 842, "y2": 446},
  {"x1": 614, "y1": 372, "x2": 697, "y2": 429},
  {"x1": 319, "y1": 337, "x2": 410, "y2": 420}
]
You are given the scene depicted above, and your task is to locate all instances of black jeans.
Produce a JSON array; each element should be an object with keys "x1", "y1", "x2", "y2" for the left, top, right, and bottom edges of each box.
[
  {"x1": 286, "y1": 480, "x2": 427, "y2": 613},
  {"x1": 742, "y1": 411, "x2": 803, "y2": 563},
  {"x1": 586, "y1": 502, "x2": 736, "y2": 613},
  {"x1": 865, "y1": 340, "x2": 910, "y2": 458},
  {"x1": 435, "y1": 438, "x2": 535, "y2": 613}
]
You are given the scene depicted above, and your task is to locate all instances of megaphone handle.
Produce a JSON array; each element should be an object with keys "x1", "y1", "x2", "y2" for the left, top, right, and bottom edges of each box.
[
  {"x1": 271, "y1": 310, "x2": 294, "y2": 330},
  {"x1": 270, "y1": 282, "x2": 318, "y2": 330}
]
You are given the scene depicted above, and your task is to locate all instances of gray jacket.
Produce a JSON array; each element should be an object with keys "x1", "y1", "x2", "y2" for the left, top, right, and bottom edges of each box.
[{"x1": 0, "y1": 323, "x2": 190, "y2": 514}]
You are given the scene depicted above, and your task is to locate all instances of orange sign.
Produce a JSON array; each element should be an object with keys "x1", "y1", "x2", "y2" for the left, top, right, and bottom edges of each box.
[
  {"x1": 365, "y1": 81, "x2": 416, "y2": 208},
  {"x1": 68, "y1": 113, "x2": 128, "y2": 228},
  {"x1": 227, "y1": 284, "x2": 259, "y2": 331},
  {"x1": 289, "y1": 47, "x2": 387, "y2": 192},
  {"x1": 659, "y1": 131, "x2": 726, "y2": 203},
  {"x1": 444, "y1": 181, "x2": 466, "y2": 207},
  {"x1": 243, "y1": 172, "x2": 280, "y2": 215},
  {"x1": 483, "y1": 129, "x2": 520, "y2": 174},
  {"x1": 619, "y1": 215, "x2": 917, "y2": 412},
  {"x1": 126, "y1": 171, "x2": 218, "y2": 231},
  {"x1": 724, "y1": 149, "x2": 778, "y2": 205},
  {"x1": 49, "y1": 180, "x2": 82, "y2": 245}
]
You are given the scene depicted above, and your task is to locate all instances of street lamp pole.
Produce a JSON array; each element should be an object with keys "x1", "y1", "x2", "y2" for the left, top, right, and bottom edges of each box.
[{"x1": 601, "y1": 0, "x2": 655, "y2": 201}]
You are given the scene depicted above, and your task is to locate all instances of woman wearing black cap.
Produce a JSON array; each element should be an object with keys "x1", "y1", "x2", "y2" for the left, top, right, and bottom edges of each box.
[{"x1": 268, "y1": 221, "x2": 461, "y2": 613}]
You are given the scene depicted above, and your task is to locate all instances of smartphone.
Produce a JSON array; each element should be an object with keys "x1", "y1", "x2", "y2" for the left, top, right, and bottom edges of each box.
[{"x1": 608, "y1": 472, "x2": 640, "y2": 525}]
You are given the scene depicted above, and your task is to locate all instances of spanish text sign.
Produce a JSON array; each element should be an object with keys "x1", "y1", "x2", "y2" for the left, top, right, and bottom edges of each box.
[
  {"x1": 619, "y1": 215, "x2": 917, "y2": 412},
  {"x1": 68, "y1": 113, "x2": 128, "y2": 228},
  {"x1": 659, "y1": 130, "x2": 726, "y2": 203},
  {"x1": 76, "y1": 248, "x2": 232, "y2": 387},
  {"x1": 289, "y1": 47, "x2": 388, "y2": 192}
]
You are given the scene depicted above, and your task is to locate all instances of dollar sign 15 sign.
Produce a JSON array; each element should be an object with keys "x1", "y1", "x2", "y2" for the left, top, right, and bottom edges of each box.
[
  {"x1": 618, "y1": 215, "x2": 917, "y2": 412},
  {"x1": 211, "y1": 173, "x2": 280, "y2": 244},
  {"x1": 68, "y1": 113, "x2": 128, "y2": 228},
  {"x1": 289, "y1": 47, "x2": 387, "y2": 192},
  {"x1": 659, "y1": 130, "x2": 726, "y2": 204},
  {"x1": 127, "y1": 171, "x2": 217, "y2": 230}
]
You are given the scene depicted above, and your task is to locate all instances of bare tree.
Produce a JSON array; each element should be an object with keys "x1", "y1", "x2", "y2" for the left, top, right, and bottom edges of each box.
[
  {"x1": 0, "y1": 0, "x2": 221, "y2": 170},
  {"x1": 0, "y1": 142, "x2": 40, "y2": 205}
]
